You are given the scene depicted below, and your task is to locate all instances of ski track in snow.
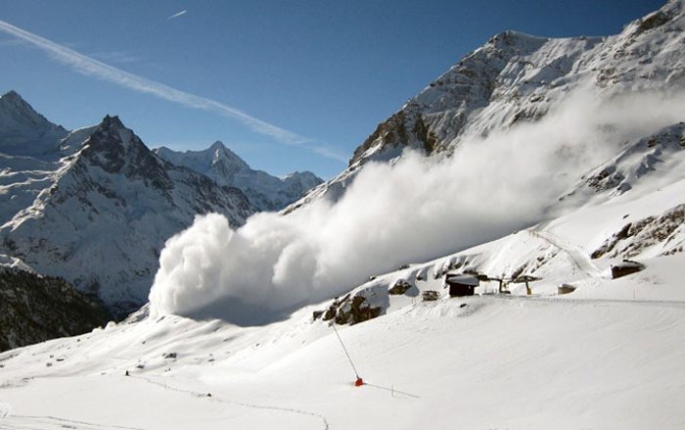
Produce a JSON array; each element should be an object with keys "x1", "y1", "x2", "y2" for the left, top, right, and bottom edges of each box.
[
  {"x1": 128, "y1": 374, "x2": 330, "y2": 430},
  {"x1": 0, "y1": 414, "x2": 145, "y2": 430},
  {"x1": 0, "y1": 373, "x2": 331, "y2": 430},
  {"x1": 529, "y1": 229, "x2": 603, "y2": 277}
]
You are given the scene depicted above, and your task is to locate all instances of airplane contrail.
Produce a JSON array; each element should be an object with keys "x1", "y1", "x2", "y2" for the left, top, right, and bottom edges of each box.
[
  {"x1": 0, "y1": 18, "x2": 348, "y2": 162},
  {"x1": 167, "y1": 10, "x2": 187, "y2": 20}
]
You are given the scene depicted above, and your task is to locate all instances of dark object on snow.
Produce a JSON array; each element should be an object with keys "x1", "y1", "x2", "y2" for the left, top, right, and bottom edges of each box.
[
  {"x1": 422, "y1": 290, "x2": 440, "y2": 301},
  {"x1": 558, "y1": 284, "x2": 577, "y2": 295},
  {"x1": 611, "y1": 260, "x2": 645, "y2": 279},
  {"x1": 318, "y1": 293, "x2": 382, "y2": 325},
  {"x1": 125, "y1": 370, "x2": 129, "y2": 376},
  {"x1": 355, "y1": 377, "x2": 365, "y2": 387},
  {"x1": 335, "y1": 296, "x2": 382, "y2": 325},
  {"x1": 163, "y1": 352, "x2": 177, "y2": 359},
  {"x1": 444, "y1": 273, "x2": 479, "y2": 297},
  {"x1": 388, "y1": 279, "x2": 412, "y2": 295}
]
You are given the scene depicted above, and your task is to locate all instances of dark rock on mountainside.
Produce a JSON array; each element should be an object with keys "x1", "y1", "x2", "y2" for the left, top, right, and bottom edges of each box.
[{"x1": 0, "y1": 267, "x2": 111, "y2": 352}]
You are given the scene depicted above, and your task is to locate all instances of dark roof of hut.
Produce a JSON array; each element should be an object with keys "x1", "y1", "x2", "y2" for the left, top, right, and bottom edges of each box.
[{"x1": 445, "y1": 273, "x2": 480, "y2": 286}]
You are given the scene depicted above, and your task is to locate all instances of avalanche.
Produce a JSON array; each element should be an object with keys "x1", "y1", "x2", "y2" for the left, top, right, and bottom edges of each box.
[{"x1": 2, "y1": 2, "x2": 685, "y2": 429}]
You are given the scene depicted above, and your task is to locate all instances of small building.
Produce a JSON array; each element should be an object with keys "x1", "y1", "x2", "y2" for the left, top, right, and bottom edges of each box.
[
  {"x1": 611, "y1": 260, "x2": 645, "y2": 279},
  {"x1": 444, "y1": 272, "x2": 479, "y2": 297},
  {"x1": 558, "y1": 283, "x2": 577, "y2": 295}
]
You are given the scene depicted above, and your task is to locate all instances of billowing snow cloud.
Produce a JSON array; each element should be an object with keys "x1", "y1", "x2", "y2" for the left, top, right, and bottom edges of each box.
[{"x1": 149, "y1": 89, "x2": 685, "y2": 324}]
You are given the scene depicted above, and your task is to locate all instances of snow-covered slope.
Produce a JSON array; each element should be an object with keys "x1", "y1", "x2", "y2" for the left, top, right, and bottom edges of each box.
[
  {"x1": 155, "y1": 142, "x2": 323, "y2": 211},
  {"x1": 1, "y1": 207, "x2": 683, "y2": 428},
  {"x1": 295, "y1": 0, "x2": 685, "y2": 208},
  {"x1": 4, "y1": 128, "x2": 685, "y2": 425},
  {"x1": 0, "y1": 109, "x2": 256, "y2": 317}
]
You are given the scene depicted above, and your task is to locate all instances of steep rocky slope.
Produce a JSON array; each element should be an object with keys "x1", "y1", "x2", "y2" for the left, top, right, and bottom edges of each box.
[{"x1": 0, "y1": 266, "x2": 110, "y2": 352}]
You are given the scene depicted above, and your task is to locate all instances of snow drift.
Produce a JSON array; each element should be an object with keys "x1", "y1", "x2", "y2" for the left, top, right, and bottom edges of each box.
[{"x1": 149, "y1": 89, "x2": 684, "y2": 323}]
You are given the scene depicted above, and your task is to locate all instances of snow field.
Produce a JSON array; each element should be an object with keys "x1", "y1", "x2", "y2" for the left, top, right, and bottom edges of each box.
[{"x1": 2, "y1": 272, "x2": 685, "y2": 430}]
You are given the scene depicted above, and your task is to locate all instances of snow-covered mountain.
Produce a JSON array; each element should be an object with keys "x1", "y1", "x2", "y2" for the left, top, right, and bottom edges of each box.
[
  {"x1": 0, "y1": 90, "x2": 68, "y2": 157},
  {"x1": 0, "y1": 96, "x2": 256, "y2": 317},
  {"x1": 295, "y1": 0, "x2": 685, "y2": 209},
  {"x1": 154, "y1": 142, "x2": 323, "y2": 211}
]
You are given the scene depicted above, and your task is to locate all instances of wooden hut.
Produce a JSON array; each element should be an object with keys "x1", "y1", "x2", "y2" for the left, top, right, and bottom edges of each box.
[
  {"x1": 444, "y1": 272, "x2": 479, "y2": 297},
  {"x1": 611, "y1": 260, "x2": 645, "y2": 279}
]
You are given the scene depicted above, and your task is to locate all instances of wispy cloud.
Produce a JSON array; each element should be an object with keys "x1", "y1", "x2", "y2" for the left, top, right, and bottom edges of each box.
[
  {"x1": 167, "y1": 10, "x2": 187, "y2": 20},
  {"x1": 90, "y1": 50, "x2": 140, "y2": 64},
  {"x1": 0, "y1": 19, "x2": 348, "y2": 162}
]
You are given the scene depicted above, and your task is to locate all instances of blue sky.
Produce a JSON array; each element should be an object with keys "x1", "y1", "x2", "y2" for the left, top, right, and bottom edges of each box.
[{"x1": 0, "y1": 0, "x2": 665, "y2": 179}]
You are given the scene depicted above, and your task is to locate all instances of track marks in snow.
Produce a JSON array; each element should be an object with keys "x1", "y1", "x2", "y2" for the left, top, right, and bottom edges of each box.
[
  {"x1": 128, "y1": 374, "x2": 330, "y2": 430},
  {"x1": 0, "y1": 414, "x2": 145, "y2": 430},
  {"x1": 529, "y1": 229, "x2": 603, "y2": 277}
]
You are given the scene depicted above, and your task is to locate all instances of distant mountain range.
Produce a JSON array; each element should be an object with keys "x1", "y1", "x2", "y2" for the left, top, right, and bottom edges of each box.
[
  {"x1": 0, "y1": 91, "x2": 322, "y2": 320},
  {"x1": 154, "y1": 142, "x2": 322, "y2": 212}
]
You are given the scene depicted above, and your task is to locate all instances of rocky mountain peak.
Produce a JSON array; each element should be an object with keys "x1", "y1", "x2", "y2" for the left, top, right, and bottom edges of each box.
[
  {"x1": 81, "y1": 115, "x2": 172, "y2": 190},
  {"x1": 1, "y1": 90, "x2": 35, "y2": 113},
  {"x1": 0, "y1": 90, "x2": 67, "y2": 155},
  {"x1": 349, "y1": 31, "x2": 554, "y2": 167},
  {"x1": 0, "y1": 90, "x2": 62, "y2": 131},
  {"x1": 1, "y1": 89, "x2": 24, "y2": 105},
  {"x1": 209, "y1": 140, "x2": 250, "y2": 171},
  {"x1": 100, "y1": 114, "x2": 125, "y2": 130},
  {"x1": 155, "y1": 142, "x2": 323, "y2": 211},
  {"x1": 209, "y1": 140, "x2": 226, "y2": 151}
]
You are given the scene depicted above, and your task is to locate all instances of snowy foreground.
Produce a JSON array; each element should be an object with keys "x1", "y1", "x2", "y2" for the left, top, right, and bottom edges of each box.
[
  {"x1": 2, "y1": 206, "x2": 685, "y2": 429},
  {"x1": 2, "y1": 177, "x2": 685, "y2": 429},
  {"x1": 1, "y1": 278, "x2": 684, "y2": 429}
]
